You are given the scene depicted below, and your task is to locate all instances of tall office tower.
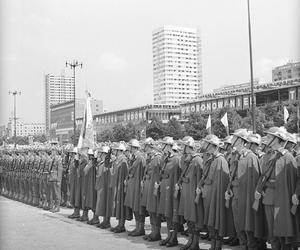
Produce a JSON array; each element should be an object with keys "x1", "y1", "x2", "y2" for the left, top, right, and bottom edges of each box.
[
  {"x1": 45, "y1": 73, "x2": 74, "y2": 132},
  {"x1": 152, "y1": 25, "x2": 202, "y2": 105}
]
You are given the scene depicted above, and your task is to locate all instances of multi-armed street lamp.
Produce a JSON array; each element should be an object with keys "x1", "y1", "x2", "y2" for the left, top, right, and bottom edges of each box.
[
  {"x1": 65, "y1": 60, "x2": 83, "y2": 145},
  {"x1": 8, "y1": 90, "x2": 21, "y2": 148}
]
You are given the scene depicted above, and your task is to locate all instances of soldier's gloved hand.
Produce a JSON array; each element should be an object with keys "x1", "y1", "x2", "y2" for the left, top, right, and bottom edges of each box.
[
  {"x1": 292, "y1": 194, "x2": 299, "y2": 205},
  {"x1": 196, "y1": 187, "x2": 201, "y2": 195},
  {"x1": 140, "y1": 180, "x2": 144, "y2": 188},
  {"x1": 175, "y1": 183, "x2": 180, "y2": 191},
  {"x1": 225, "y1": 191, "x2": 231, "y2": 200},
  {"x1": 154, "y1": 182, "x2": 160, "y2": 189},
  {"x1": 254, "y1": 191, "x2": 262, "y2": 200},
  {"x1": 124, "y1": 179, "x2": 127, "y2": 185}
]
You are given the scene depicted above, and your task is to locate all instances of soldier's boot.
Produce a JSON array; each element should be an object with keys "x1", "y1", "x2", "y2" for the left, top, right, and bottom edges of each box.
[
  {"x1": 99, "y1": 217, "x2": 111, "y2": 229},
  {"x1": 229, "y1": 237, "x2": 240, "y2": 246},
  {"x1": 128, "y1": 220, "x2": 139, "y2": 236},
  {"x1": 209, "y1": 239, "x2": 216, "y2": 250},
  {"x1": 131, "y1": 222, "x2": 145, "y2": 237},
  {"x1": 143, "y1": 224, "x2": 154, "y2": 240},
  {"x1": 77, "y1": 209, "x2": 89, "y2": 222},
  {"x1": 201, "y1": 232, "x2": 210, "y2": 240},
  {"x1": 180, "y1": 232, "x2": 194, "y2": 250},
  {"x1": 166, "y1": 229, "x2": 178, "y2": 247},
  {"x1": 113, "y1": 220, "x2": 126, "y2": 233},
  {"x1": 50, "y1": 201, "x2": 60, "y2": 213},
  {"x1": 189, "y1": 230, "x2": 201, "y2": 250},
  {"x1": 159, "y1": 228, "x2": 171, "y2": 246},
  {"x1": 148, "y1": 226, "x2": 161, "y2": 242},
  {"x1": 87, "y1": 215, "x2": 99, "y2": 225},
  {"x1": 215, "y1": 239, "x2": 222, "y2": 250},
  {"x1": 66, "y1": 201, "x2": 72, "y2": 208},
  {"x1": 68, "y1": 208, "x2": 80, "y2": 219},
  {"x1": 38, "y1": 199, "x2": 44, "y2": 208},
  {"x1": 43, "y1": 200, "x2": 50, "y2": 210}
]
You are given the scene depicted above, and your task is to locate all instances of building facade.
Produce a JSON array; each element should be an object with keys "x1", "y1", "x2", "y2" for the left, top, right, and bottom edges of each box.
[
  {"x1": 152, "y1": 25, "x2": 202, "y2": 105},
  {"x1": 75, "y1": 104, "x2": 181, "y2": 134},
  {"x1": 7, "y1": 119, "x2": 46, "y2": 137},
  {"x1": 272, "y1": 61, "x2": 300, "y2": 82},
  {"x1": 45, "y1": 73, "x2": 75, "y2": 132},
  {"x1": 50, "y1": 98, "x2": 103, "y2": 143},
  {"x1": 181, "y1": 79, "x2": 300, "y2": 118}
]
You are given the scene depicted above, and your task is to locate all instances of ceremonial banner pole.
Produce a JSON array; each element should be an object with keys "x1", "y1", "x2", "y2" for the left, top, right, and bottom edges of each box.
[{"x1": 247, "y1": 0, "x2": 256, "y2": 133}]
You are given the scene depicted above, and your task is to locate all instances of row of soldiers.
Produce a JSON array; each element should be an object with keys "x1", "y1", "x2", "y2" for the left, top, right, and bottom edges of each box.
[
  {"x1": 1, "y1": 126, "x2": 300, "y2": 250},
  {"x1": 0, "y1": 146, "x2": 64, "y2": 212}
]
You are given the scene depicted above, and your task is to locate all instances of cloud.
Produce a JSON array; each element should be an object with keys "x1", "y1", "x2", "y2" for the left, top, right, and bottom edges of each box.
[
  {"x1": 98, "y1": 52, "x2": 128, "y2": 71},
  {"x1": 255, "y1": 57, "x2": 289, "y2": 83}
]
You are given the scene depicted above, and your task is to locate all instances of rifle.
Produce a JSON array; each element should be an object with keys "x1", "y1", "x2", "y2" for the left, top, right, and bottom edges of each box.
[
  {"x1": 194, "y1": 155, "x2": 214, "y2": 204},
  {"x1": 173, "y1": 154, "x2": 193, "y2": 199},
  {"x1": 124, "y1": 154, "x2": 136, "y2": 193},
  {"x1": 225, "y1": 153, "x2": 241, "y2": 208},
  {"x1": 153, "y1": 152, "x2": 170, "y2": 196},
  {"x1": 141, "y1": 154, "x2": 152, "y2": 194},
  {"x1": 252, "y1": 152, "x2": 280, "y2": 211}
]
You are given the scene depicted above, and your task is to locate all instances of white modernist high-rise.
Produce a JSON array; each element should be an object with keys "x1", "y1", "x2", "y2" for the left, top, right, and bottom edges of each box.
[
  {"x1": 152, "y1": 25, "x2": 202, "y2": 105},
  {"x1": 45, "y1": 73, "x2": 74, "y2": 132}
]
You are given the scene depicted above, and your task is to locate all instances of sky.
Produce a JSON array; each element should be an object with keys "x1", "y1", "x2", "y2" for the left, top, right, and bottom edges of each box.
[{"x1": 0, "y1": 0, "x2": 299, "y2": 125}]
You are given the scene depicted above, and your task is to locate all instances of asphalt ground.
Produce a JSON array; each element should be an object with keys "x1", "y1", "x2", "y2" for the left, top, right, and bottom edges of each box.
[{"x1": 0, "y1": 196, "x2": 239, "y2": 250}]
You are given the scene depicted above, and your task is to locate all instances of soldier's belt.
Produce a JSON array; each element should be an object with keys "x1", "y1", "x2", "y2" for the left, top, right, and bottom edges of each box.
[
  {"x1": 231, "y1": 180, "x2": 239, "y2": 186},
  {"x1": 161, "y1": 173, "x2": 169, "y2": 179},
  {"x1": 265, "y1": 180, "x2": 275, "y2": 188},
  {"x1": 181, "y1": 177, "x2": 190, "y2": 183},
  {"x1": 204, "y1": 179, "x2": 212, "y2": 185}
]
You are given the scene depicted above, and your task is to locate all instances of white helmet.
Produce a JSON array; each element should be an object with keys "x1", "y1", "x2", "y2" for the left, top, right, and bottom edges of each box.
[{"x1": 88, "y1": 148, "x2": 94, "y2": 155}]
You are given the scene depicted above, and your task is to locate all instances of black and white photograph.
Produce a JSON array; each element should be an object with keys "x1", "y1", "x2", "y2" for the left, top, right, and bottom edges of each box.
[{"x1": 0, "y1": 0, "x2": 299, "y2": 249}]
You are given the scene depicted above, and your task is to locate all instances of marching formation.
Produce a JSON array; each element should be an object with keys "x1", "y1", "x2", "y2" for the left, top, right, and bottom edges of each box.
[{"x1": 1, "y1": 126, "x2": 300, "y2": 250}]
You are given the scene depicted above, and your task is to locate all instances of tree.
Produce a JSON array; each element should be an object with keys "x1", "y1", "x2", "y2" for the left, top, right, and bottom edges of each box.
[
  {"x1": 164, "y1": 118, "x2": 184, "y2": 139},
  {"x1": 184, "y1": 113, "x2": 208, "y2": 140},
  {"x1": 146, "y1": 117, "x2": 166, "y2": 140}
]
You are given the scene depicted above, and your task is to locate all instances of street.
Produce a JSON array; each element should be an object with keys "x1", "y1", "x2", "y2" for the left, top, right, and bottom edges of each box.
[{"x1": 0, "y1": 196, "x2": 239, "y2": 250}]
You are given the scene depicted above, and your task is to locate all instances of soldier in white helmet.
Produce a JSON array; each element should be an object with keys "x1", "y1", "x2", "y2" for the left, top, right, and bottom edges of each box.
[
  {"x1": 110, "y1": 142, "x2": 130, "y2": 233},
  {"x1": 142, "y1": 138, "x2": 164, "y2": 242},
  {"x1": 124, "y1": 139, "x2": 146, "y2": 237},
  {"x1": 94, "y1": 145, "x2": 113, "y2": 228}
]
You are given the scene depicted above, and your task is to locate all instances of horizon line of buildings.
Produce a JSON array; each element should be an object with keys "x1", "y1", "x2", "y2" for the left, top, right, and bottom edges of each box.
[{"x1": 2, "y1": 24, "x2": 300, "y2": 141}]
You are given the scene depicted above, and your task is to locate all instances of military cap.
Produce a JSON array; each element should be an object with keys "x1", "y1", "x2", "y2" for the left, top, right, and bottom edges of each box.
[
  {"x1": 246, "y1": 133, "x2": 261, "y2": 145},
  {"x1": 180, "y1": 136, "x2": 195, "y2": 148},
  {"x1": 128, "y1": 139, "x2": 140, "y2": 148},
  {"x1": 88, "y1": 148, "x2": 94, "y2": 155},
  {"x1": 232, "y1": 128, "x2": 251, "y2": 141},
  {"x1": 113, "y1": 142, "x2": 127, "y2": 151},
  {"x1": 161, "y1": 136, "x2": 174, "y2": 146},
  {"x1": 265, "y1": 126, "x2": 287, "y2": 141},
  {"x1": 144, "y1": 137, "x2": 155, "y2": 146},
  {"x1": 285, "y1": 132, "x2": 297, "y2": 144},
  {"x1": 203, "y1": 134, "x2": 221, "y2": 146},
  {"x1": 223, "y1": 135, "x2": 233, "y2": 145},
  {"x1": 172, "y1": 143, "x2": 181, "y2": 152}
]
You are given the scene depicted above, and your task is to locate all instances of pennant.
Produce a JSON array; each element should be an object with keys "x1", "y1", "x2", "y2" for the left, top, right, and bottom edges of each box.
[
  {"x1": 77, "y1": 91, "x2": 95, "y2": 151},
  {"x1": 206, "y1": 115, "x2": 212, "y2": 134},
  {"x1": 221, "y1": 112, "x2": 229, "y2": 135},
  {"x1": 283, "y1": 106, "x2": 289, "y2": 124}
]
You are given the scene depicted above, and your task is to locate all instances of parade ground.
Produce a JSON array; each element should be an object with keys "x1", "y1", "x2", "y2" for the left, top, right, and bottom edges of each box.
[{"x1": 0, "y1": 196, "x2": 240, "y2": 250}]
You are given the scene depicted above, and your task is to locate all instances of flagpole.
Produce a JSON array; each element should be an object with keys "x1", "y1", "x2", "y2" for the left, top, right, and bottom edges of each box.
[{"x1": 247, "y1": 0, "x2": 256, "y2": 133}]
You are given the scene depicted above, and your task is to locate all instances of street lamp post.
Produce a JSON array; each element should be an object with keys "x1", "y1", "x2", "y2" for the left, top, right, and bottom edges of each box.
[
  {"x1": 8, "y1": 90, "x2": 21, "y2": 148},
  {"x1": 66, "y1": 60, "x2": 83, "y2": 145},
  {"x1": 247, "y1": 0, "x2": 256, "y2": 133}
]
